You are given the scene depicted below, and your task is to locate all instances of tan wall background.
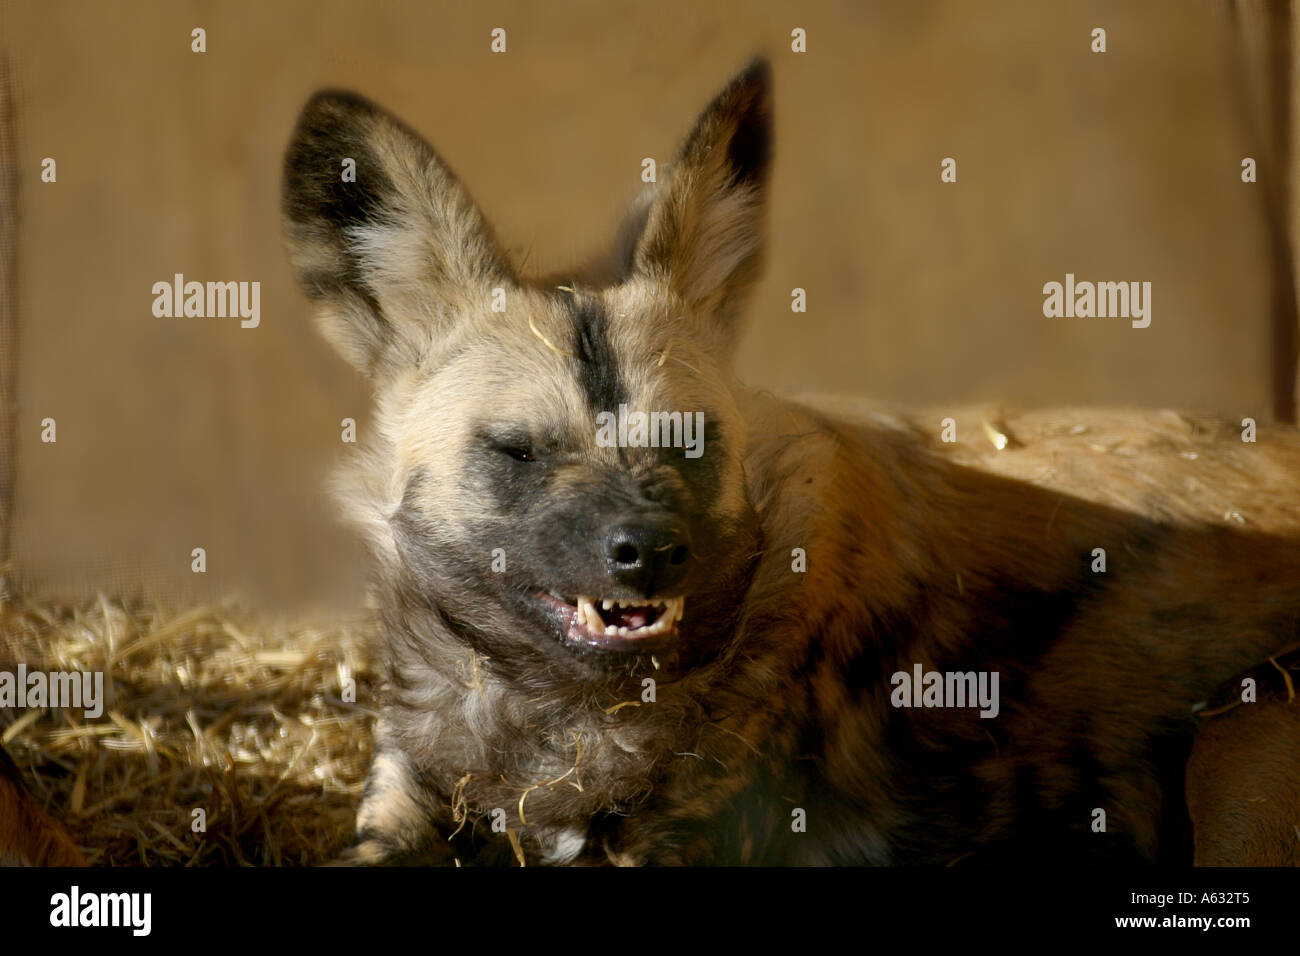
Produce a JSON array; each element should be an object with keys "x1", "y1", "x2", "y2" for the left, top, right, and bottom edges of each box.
[{"x1": 0, "y1": 0, "x2": 1289, "y2": 604}]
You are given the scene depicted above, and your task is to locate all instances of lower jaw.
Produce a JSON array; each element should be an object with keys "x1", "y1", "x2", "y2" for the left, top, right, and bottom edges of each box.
[{"x1": 564, "y1": 621, "x2": 676, "y2": 652}]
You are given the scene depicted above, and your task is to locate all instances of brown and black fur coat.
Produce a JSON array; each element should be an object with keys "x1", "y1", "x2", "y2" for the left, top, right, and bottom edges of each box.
[{"x1": 279, "y1": 60, "x2": 1300, "y2": 866}]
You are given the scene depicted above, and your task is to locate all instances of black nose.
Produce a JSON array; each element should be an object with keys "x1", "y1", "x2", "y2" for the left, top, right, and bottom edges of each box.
[{"x1": 602, "y1": 520, "x2": 692, "y2": 597}]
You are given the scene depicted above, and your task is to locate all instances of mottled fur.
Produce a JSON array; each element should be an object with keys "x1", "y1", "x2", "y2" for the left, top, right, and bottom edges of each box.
[{"x1": 282, "y1": 60, "x2": 1300, "y2": 865}]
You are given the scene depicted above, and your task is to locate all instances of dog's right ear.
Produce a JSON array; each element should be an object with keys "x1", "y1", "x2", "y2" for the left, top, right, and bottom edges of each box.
[
  {"x1": 282, "y1": 91, "x2": 513, "y2": 378},
  {"x1": 626, "y1": 59, "x2": 773, "y2": 355}
]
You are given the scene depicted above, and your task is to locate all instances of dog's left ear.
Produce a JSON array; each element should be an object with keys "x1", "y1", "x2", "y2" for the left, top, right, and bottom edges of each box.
[{"x1": 628, "y1": 58, "x2": 773, "y2": 352}]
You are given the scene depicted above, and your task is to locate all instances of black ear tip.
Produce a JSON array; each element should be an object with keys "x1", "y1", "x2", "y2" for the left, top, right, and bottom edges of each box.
[
  {"x1": 736, "y1": 57, "x2": 773, "y2": 94},
  {"x1": 723, "y1": 59, "x2": 773, "y2": 184},
  {"x1": 297, "y1": 89, "x2": 379, "y2": 126},
  {"x1": 285, "y1": 90, "x2": 377, "y2": 176},
  {"x1": 719, "y1": 58, "x2": 772, "y2": 119},
  {"x1": 728, "y1": 57, "x2": 774, "y2": 128},
  {"x1": 282, "y1": 88, "x2": 393, "y2": 227}
]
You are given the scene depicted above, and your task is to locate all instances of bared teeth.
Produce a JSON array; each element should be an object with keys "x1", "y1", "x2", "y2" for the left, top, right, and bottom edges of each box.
[
  {"x1": 608, "y1": 597, "x2": 685, "y2": 636},
  {"x1": 570, "y1": 596, "x2": 687, "y2": 638}
]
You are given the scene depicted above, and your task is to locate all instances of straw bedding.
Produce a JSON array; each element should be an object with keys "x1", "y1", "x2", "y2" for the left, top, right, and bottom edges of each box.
[{"x1": 0, "y1": 584, "x2": 377, "y2": 866}]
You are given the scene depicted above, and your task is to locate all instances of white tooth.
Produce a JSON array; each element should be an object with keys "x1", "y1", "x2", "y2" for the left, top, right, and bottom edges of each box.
[
  {"x1": 578, "y1": 597, "x2": 603, "y2": 632},
  {"x1": 605, "y1": 625, "x2": 616, "y2": 635},
  {"x1": 656, "y1": 598, "x2": 680, "y2": 628},
  {"x1": 617, "y1": 626, "x2": 629, "y2": 636},
  {"x1": 602, "y1": 599, "x2": 614, "y2": 611}
]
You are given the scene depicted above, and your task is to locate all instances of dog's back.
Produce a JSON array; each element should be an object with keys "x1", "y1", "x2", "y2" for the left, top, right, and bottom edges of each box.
[{"x1": 734, "y1": 395, "x2": 1300, "y2": 862}]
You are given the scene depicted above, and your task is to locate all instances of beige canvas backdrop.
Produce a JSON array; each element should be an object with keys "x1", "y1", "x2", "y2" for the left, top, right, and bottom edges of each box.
[{"x1": 0, "y1": 0, "x2": 1287, "y2": 604}]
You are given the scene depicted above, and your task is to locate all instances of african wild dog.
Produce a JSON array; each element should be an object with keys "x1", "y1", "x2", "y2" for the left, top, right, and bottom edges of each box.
[{"x1": 281, "y1": 59, "x2": 1300, "y2": 865}]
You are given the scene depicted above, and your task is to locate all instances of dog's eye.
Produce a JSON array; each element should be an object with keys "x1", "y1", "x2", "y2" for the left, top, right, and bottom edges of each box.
[
  {"x1": 480, "y1": 426, "x2": 542, "y2": 463},
  {"x1": 494, "y1": 441, "x2": 535, "y2": 463}
]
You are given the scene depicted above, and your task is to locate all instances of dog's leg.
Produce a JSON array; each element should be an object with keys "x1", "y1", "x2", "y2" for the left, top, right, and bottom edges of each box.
[{"x1": 332, "y1": 743, "x2": 456, "y2": 866}]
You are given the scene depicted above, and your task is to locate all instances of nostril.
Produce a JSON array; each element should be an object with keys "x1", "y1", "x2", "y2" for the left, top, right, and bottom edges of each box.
[
  {"x1": 613, "y1": 543, "x2": 640, "y2": 566},
  {"x1": 669, "y1": 545, "x2": 690, "y2": 565}
]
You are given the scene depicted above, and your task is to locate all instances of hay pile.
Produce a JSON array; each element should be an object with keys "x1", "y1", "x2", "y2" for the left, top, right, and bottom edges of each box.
[{"x1": 0, "y1": 584, "x2": 378, "y2": 865}]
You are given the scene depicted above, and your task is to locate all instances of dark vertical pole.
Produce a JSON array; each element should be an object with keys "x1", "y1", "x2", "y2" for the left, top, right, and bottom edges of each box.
[
  {"x1": 1267, "y1": 1, "x2": 1298, "y2": 422},
  {"x1": 1289, "y1": 2, "x2": 1300, "y2": 422},
  {"x1": 1230, "y1": 1, "x2": 1298, "y2": 423},
  {"x1": 1237, "y1": 0, "x2": 1300, "y2": 421},
  {"x1": 0, "y1": 57, "x2": 17, "y2": 580}
]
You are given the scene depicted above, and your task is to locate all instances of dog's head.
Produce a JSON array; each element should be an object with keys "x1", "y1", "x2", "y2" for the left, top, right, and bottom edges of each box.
[{"x1": 281, "y1": 61, "x2": 771, "y2": 677}]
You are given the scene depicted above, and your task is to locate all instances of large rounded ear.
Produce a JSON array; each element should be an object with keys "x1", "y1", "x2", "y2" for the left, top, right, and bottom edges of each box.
[
  {"x1": 628, "y1": 59, "x2": 773, "y2": 353},
  {"x1": 281, "y1": 91, "x2": 513, "y2": 378}
]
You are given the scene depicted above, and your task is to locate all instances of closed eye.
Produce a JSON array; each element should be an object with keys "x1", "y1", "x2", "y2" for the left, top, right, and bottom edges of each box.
[{"x1": 477, "y1": 425, "x2": 541, "y2": 463}]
